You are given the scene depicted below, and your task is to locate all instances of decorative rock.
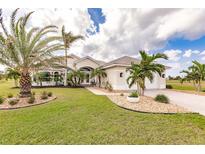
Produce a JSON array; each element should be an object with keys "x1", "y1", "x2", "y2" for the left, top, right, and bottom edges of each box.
[{"x1": 107, "y1": 95, "x2": 191, "y2": 114}]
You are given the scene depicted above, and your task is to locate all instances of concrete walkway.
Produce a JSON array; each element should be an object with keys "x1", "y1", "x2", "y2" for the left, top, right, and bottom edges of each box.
[
  {"x1": 86, "y1": 87, "x2": 127, "y2": 95},
  {"x1": 145, "y1": 90, "x2": 205, "y2": 116}
]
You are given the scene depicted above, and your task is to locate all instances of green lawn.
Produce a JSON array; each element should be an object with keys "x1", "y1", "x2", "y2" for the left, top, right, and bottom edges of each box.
[
  {"x1": 167, "y1": 80, "x2": 205, "y2": 91},
  {"x1": 1, "y1": 80, "x2": 205, "y2": 144}
]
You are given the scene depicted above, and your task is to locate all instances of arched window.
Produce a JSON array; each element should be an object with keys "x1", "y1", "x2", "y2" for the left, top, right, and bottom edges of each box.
[{"x1": 120, "y1": 72, "x2": 123, "y2": 77}]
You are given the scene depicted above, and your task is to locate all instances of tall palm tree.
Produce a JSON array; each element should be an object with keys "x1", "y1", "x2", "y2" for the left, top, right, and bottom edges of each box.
[
  {"x1": 0, "y1": 9, "x2": 63, "y2": 97},
  {"x1": 61, "y1": 26, "x2": 83, "y2": 86},
  {"x1": 127, "y1": 50, "x2": 168, "y2": 96},
  {"x1": 5, "y1": 68, "x2": 20, "y2": 87},
  {"x1": 91, "y1": 68, "x2": 107, "y2": 87},
  {"x1": 181, "y1": 60, "x2": 205, "y2": 92}
]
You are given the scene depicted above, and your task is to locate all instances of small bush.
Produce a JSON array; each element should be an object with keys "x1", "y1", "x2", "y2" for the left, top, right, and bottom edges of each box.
[
  {"x1": 28, "y1": 95, "x2": 35, "y2": 104},
  {"x1": 154, "y1": 94, "x2": 169, "y2": 103},
  {"x1": 8, "y1": 99, "x2": 19, "y2": 106},
  {"x1": 0, "y1": 96, "x2": 4, "y2": 104},
  {"x1": 41, "y1": 91, "x2": 48, "y2": 100},
  {"x1": 7, "y1": 93, "x2": 13, "y2": 98},
  {"x1": 166, "y1": 84, "x2": 173, "y2": 89},
  {"x1": 47, "y1": 92, "x2": 53, "y2": 97},
  {"x1": 120, "y1": 93, "x2": 124, "y2": 96},
  {"x1": 129, "y1": 91, "x2": 138, "y2": 97}
]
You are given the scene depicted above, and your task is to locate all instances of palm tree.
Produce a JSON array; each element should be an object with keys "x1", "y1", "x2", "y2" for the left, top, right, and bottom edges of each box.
[
  {"x1": 5, "y1": 68, "x2": 20, "y2": 87},
  {"x1": 127, "y1": 50, "x2": 168, "y2": 96},
  {"x1": 0, "y1": 9, "x2": 63, "y2": 97},
  {"x1": 67, "y1": 70, "x2": 85, "y2": 86},
  {"x1": 181, "y1": 61, "x2": 205, "y2": 92},
  {"x1": 91, "y1": 68, "x2": 107, "y2": 87},
  {"x1": 61, "y1": 26, "x2": 83, "y2": 86}
]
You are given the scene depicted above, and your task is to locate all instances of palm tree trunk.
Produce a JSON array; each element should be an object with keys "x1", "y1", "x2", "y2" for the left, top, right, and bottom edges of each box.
[
  {"x1": 99, "y1": 76, "x2": 101, "y2": 87},
  {"x1": 19, "y1": 68, "x2": 31, "y2": 97},
  {"x1": 137, "y1": 83, "x2": 141, "y2": 96},
  {"x1": 64, "y1": 48, "x2": 68, "y2": 86},
  {"x1": 14, "y1": 79, "x2": 18, "y2": 87},
  {"x1": 141, "y1": 80, "x2": 145, "y2": 96}
]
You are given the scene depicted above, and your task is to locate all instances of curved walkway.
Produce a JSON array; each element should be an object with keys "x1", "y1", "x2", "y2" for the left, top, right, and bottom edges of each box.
[{"x1": 145, "y1": 90, "x2": 205, "y2": 116}]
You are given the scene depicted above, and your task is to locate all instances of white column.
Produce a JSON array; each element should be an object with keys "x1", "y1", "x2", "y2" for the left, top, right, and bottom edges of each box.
[{"x1": 64, "y1": 68, "x2": 67, "y2": 86}]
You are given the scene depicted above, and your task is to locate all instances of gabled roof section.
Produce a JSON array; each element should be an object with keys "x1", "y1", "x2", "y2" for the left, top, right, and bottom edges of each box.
[
  {"x1": 74, "y1": 56, "x2": 106, "y2": 66},
  {"x1": 56, "y1": 54, "x2": 80, "y2": 60},
  {"x1": 101, "y1": 56, "x2": 140, "y2": 69}
]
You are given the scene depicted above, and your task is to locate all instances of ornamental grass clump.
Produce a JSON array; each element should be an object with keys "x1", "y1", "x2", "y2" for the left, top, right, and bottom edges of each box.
[
  {"x1": 129, "y1": 91, "x2": 139, "y2": 97},
  {"x1": 47, "y1": 92, "x2": 53, "y2": 97},
  {"x1": 28, "y1": 95, "x2": 35, "y2": 104},
  {"x1": 41, "y1": 91, "x2": 48, "y2": 100},
  {"x1": 8, "y1": 99, "x2": 19, "y2": 106},
  {"x1": 155, "y1": 94, "x2": 169, "y2": 104}
]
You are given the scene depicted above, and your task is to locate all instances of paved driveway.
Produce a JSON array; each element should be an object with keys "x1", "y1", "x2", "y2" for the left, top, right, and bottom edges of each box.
[{"x1": 145, "y1": 90, "x2": 205, "y2": 116}]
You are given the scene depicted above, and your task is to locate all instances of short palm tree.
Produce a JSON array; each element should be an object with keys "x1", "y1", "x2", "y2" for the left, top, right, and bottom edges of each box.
[
  {"x1": 91, "y1": 68, "x2": 107, "y2": 87},
  {"x1": 127, "y1": 50, "x2": 168, "y2": 96},
  {"x1": 0, "y1": 9, "x2": 63, "y2": 97},
  {"x1": 181, "y1": 60, "x2": 205, "y2": 92},
  {"x1": 67, "y1": 70, "x2": 85, "y2": 86},
  {"x1": 61, "y1": 26, "x2": 83, "y2": 86},
  {"x1": 5, "y1": 68, "x2": 20, "y2": 87}
]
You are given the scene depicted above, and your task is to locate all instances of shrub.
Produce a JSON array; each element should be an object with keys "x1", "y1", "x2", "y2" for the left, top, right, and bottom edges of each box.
[
  {"x1": 41, "y1": 91, "x2": 48, "y2": 100},
  {"x1": 166, "y1": 84, "x2": 173, "y2": 89},
  {"x1": 47, "y1": 92, "x2": 52, "y2": 97},
  {"x1": 129, "y1": 91, "x2": 138, "y2": 97},
  {"x1": 120, "y1": 93, "x2": 124, "y2": 96},
  {"x1": 0, "y1": 96, "x2": 4, "y2": 104},
  {"x1": 32, "y1": 91, "x2": 36, "y2": 96},
  {"x1": 8, "y1": 99, "x2": 19, "y2": 106},
  {"x1": 28, "y1": 95, "x2": 35, "y2": 104},
  {"x1": 154, "y1": 94, "x2": 169, "y2": 103},
  {"x1": 7, "y1": 93, "x2": 13, "y2": 98}
]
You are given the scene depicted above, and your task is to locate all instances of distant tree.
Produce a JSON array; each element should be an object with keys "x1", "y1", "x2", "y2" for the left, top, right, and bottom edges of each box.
[
  {"x1": 181, "y1": 60, "x2": 205, "y2": 92},
  {"x1": 5, "y1": 68, "x2": 20, "y2": 87},
  {"x1": 0, "y1": 71, "x2": 5, "y2": 80}
]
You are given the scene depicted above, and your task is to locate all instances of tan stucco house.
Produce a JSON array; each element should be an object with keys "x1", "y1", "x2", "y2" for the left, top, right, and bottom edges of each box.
[{"x1": 32, "y1": 54, "x2": 169, "y2": 90}]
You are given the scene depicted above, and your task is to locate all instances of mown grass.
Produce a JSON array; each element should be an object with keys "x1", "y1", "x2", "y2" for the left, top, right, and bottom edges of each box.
[
  {"x1": 1, "y1": 80, "x2": 205, "y2": 144},
  {"x1": 167, "y1": 80, "x2": 205, "y2": 91}
]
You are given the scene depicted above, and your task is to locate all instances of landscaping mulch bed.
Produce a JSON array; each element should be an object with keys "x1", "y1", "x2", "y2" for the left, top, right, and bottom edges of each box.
[
  {"x1": 0, "y1": 95, "x2": 56, "y2": 110},
  {"x1": 107, "y1": 95, "x2": 191, "y2": 114}
]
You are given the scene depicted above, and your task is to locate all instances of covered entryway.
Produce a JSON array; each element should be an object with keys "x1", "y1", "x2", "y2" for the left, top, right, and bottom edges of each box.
[
  {"x1": 79, "y1": 66, "x2": 94, "y2": 85},
  {"x1": 145, "y1": 90, "x2": 205, "y2": 116}
]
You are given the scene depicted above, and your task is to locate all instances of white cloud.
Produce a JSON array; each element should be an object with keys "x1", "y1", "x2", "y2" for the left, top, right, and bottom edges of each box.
[
  {"x1": 81, "y1": 9, "x2": 205, "y2": 61},
  {"x1": 201, "y1": 56, "x2": 205, "y2": 61},
  {"x1": 183, "y1": 49, "x2": 200, "y2": 57},
  {"x1": 2, "y1": 8, "x2": 205, "y2": 75},
  {"x1": 200, "y1": 50, "x2": 205, "y2": 55},
  {"x1": 163, "y1": 49, "x2": 182, "y2": 61}
]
